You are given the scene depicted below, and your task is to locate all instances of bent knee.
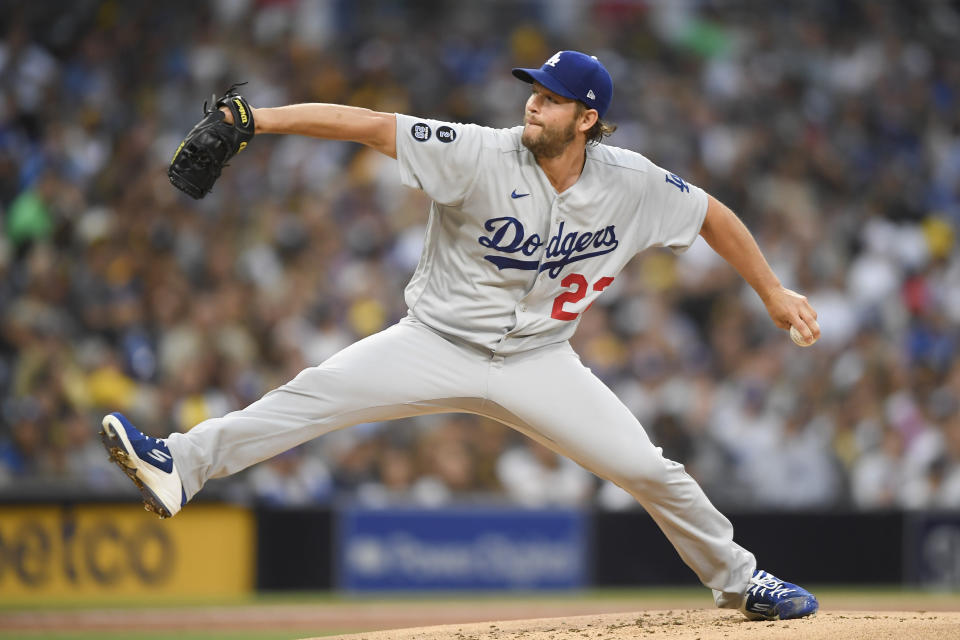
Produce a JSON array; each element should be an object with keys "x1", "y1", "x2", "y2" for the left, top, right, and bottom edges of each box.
[{"x1": 605, "y1": 452, "x2": 687, "y2": 491}]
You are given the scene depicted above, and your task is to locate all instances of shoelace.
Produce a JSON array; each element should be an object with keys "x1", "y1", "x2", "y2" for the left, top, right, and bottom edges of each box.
[{"x1": 748, "y1": 572, "x2": 797, "y2": 599}]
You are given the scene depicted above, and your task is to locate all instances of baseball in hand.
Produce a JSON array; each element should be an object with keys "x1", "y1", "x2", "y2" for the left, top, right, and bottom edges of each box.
[{"x1": 790, "y1": 324, "x2": 817, "y2": 347}]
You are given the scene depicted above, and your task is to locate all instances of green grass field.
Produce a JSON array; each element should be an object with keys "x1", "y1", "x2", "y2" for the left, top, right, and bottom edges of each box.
[
  {"x1": 2, "y1": 587, "x2": 958, "y2": 640},
  {"x1": 0, "y1": 634, "x2": 297, "y2": 640}
]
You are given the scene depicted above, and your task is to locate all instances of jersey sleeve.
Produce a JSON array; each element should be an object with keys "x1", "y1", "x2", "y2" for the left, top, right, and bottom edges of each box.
[
  {"x1": 642, "y1": 162, "x2": 709, "y2": 253},
  {"x1": 394, "y1": 113, "x2": 487, "y2": 206}
]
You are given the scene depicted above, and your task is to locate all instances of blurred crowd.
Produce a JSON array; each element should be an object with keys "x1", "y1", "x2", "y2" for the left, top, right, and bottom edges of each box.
[{"x1": 1, "y1": 0, "x2": 959, "y2": 512}]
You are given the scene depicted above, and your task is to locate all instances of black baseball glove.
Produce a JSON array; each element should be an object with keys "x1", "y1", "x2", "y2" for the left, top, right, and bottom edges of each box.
[{"x1": 168, "y1": 83, "x2": 255, "y2": 199}]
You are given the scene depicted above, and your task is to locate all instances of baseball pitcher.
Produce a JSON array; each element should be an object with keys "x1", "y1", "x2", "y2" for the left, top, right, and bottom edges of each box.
[{"x1": 103, "y1": 51, "x2": 820, "y2": 621}]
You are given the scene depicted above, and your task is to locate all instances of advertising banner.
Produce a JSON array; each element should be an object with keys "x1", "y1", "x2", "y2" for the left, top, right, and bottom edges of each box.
[
  {"x1": 906, "y1": 511, "x2": 960, "y2": 588},
  {"x1": 337, "y1": 506, "x2": 587, "y2": 591},
  {"x1": 0, "y1": 503, "x2": 254, "y2": 601}
]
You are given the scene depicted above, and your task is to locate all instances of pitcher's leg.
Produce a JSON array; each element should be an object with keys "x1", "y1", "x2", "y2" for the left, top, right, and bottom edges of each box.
[
  {"x1": 486, "y1": 345, "x2": 754, "y2": 607},
  {"x1": 167, "y1": 319, "x2": 486, "y2": 499}
]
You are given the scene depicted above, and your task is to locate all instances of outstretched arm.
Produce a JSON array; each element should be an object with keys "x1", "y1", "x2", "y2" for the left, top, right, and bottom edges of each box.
[
  {"x1": 698, "y1": 194, "x2": 820, "y2": 344},
  {"x1": 225, "y1": 103, "x2": 398, "y2": 158}
]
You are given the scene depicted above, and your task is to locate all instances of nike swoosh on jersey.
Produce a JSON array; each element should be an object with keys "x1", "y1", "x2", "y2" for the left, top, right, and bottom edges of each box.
[{"x1": 510, "y1": 189, "x2": 530, "y2": 199}]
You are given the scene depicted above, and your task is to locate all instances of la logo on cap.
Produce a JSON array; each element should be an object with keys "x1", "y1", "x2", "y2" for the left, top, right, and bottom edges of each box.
[{"x1": 511, "y1": 50, "x2": 613, "y2": 117}]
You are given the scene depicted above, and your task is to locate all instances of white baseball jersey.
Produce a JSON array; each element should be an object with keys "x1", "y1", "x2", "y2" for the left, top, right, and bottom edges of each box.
[{"x1": 394, "y1": 113, "x2": 708, "y2": 354}]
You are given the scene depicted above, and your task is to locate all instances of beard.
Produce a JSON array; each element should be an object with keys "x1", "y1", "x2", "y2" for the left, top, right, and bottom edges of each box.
[{"x1": 521, "y1": 116, "x2": 577, "y2": 159}]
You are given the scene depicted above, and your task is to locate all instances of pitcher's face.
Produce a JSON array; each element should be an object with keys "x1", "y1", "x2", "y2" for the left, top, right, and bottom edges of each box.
[{"x1": 521, "y1": 83, "x2": 580, "y2": 159}]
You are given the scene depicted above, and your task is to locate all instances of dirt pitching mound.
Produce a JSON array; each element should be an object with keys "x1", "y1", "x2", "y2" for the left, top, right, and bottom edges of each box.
[{"x1": 311, "y1": 609, "x2": 960, "y2": 640}]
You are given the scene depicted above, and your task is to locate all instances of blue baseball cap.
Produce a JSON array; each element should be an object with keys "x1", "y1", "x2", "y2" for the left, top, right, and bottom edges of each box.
[{"x1": 512, "y1": 50, "x2": 613, "y2": 118}]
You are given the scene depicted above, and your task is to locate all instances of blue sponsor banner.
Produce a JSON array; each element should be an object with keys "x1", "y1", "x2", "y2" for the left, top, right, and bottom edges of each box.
[
  {"x1": 905, "y1": 511, "x2": 960, "y2": 588},
  {"x1": 337, "y1": 506, "x2": 587, "y2": 591}
]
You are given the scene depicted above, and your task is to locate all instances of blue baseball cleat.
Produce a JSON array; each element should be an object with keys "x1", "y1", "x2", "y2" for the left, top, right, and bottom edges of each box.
[
  {"x1": 739, "y1": 569, "x2": 819, "y2": 620},
  {"x1": 100, "y1": 412, "x2": 185, "y2": 519}
]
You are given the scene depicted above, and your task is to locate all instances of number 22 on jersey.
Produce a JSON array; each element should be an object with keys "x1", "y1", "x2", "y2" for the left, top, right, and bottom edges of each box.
[{"x1": 551, "y1": 273, "x2": 615, "y2": 321}]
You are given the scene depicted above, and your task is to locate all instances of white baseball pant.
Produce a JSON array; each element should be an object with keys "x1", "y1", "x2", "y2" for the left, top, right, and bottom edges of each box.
[{"x1": 166, "y1": 315, "x2": 755, "y2": 606}]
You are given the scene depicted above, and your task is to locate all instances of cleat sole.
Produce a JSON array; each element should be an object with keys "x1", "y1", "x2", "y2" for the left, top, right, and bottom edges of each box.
[
  {"x1": 100, "y1": 425, "x2": 173, "y2": 519},
  {"x1": 777, "y1": 596, "x2": 819, "y2": 620}
]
